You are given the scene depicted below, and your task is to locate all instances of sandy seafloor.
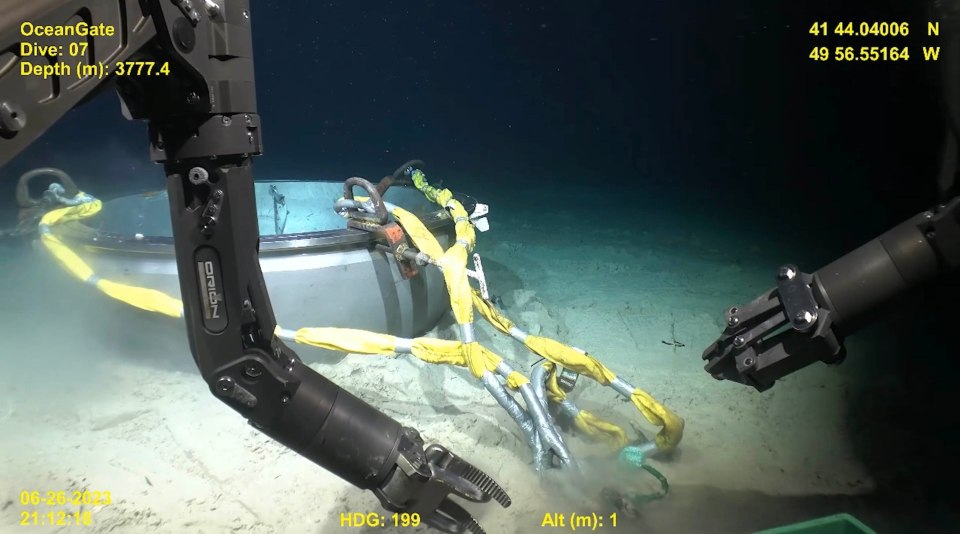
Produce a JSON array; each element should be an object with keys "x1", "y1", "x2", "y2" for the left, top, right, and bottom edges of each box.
[{"x1": 0, "y1": 180, "x2": 949, "y2": 533}]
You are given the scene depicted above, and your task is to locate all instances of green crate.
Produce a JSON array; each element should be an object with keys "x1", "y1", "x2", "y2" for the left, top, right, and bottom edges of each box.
[{"x1": 754, "y1": 513, "x2": 876, "y2": 534}]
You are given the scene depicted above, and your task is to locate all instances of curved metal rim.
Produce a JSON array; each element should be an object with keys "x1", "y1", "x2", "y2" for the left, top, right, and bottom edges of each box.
[
  {"x1": 52, "y1": 206, "x2": 451, "y2": 256},
  {"x1": 16, "y1": 168, "x2": 80, "y2": 208}
]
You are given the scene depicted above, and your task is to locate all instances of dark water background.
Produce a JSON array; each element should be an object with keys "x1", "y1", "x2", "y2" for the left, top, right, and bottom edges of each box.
[{"x1": 2, "y1": 1, "x2": 958, "y2": 530}]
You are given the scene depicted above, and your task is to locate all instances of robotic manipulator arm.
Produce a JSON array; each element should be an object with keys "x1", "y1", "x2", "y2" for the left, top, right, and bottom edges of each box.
[
  {"x1": 702, "y1": 198, "x2": 960, "y2": 392},
  {"x1": 705, "y1": 0, "x2": 960, "y2": 392},
  {"x1": 0, "y1": 2, "x2": 507, "y2": 533}
]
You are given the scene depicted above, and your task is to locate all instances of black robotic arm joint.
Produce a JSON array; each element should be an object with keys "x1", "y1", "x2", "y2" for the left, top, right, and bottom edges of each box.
[
  {"x1": 921, "y1": 197, "x2": 960, "y2": 269},
  {"x1": 0, "y1": 0, "x2": 157, "y2": 165},
  {"x1": 0, "y1": 2, "x2": 510, "y2": 532},
  {"x1": 113, "y1": 0, "x2": 261, "y2": 162}
]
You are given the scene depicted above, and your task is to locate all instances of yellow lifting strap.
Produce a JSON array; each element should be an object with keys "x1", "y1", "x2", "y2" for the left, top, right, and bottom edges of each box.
[
  {"x1": 278, "y1": 326, "x2": 529, "y2": 388},
  {"x1": 632, "y1": 388, "x2": 685, "y2": 451},
  {"x1": 526, "y1": 336, "x2": 618, "y2": 383},
  {"x1": 408, "y1": 170, "x2": 476, "y2": 252},
  {"x1": 438, "y1": 245, "x2": 474, "y2": 327},
  {"x1": 542, "y1": 362, "x2": 628, "y2": 449},
  {"x1": 472, "y1": 290, "x2": 684, "y2": 452},
  {"x1": 38, "y1": 182, "x2": 682, "y2": 453},
  {"x1": 471, "y1": 290, "x2": 516, "y2": 333},
  {"x1": 538, "y1": 342, "x2": 683, "y2": 451},
  {"x1": 94, "y1": 279, "x2": 184, "y2": 318},
  {"x1": 39, "y1": 198, "x2": 184, "y2": 318},
  {"x1": 577, "y1": 411, "x2": 630, "y2": 449},
  {"x1": 392, "y1": 203, "x2": 482, "y2": 378},
  {"x1": 39, "y1": 197, "x2": 102, "y2": 225},
  {"x1": 404, "y1": 172, "x2": 685, "y2": 451},
  {"x1": 391, "y1": 206, "x2": 445, "y2": 258},
  {"x1": 285, "y1": 327, "x2": 398, "y2": 354}
]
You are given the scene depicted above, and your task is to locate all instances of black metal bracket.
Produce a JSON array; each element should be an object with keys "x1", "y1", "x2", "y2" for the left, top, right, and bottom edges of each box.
[{"x1": 775, "y1": 265, "x2": 820, "y2": 333}]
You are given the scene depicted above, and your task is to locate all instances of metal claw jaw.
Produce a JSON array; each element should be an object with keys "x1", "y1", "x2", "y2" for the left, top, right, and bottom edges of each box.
[
  {"x1": 702, "y1": 265, "x2": 845, "y2": 392},
  {"x1": 374, "y1": 428, "x2": 511, "y2": 534}
]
